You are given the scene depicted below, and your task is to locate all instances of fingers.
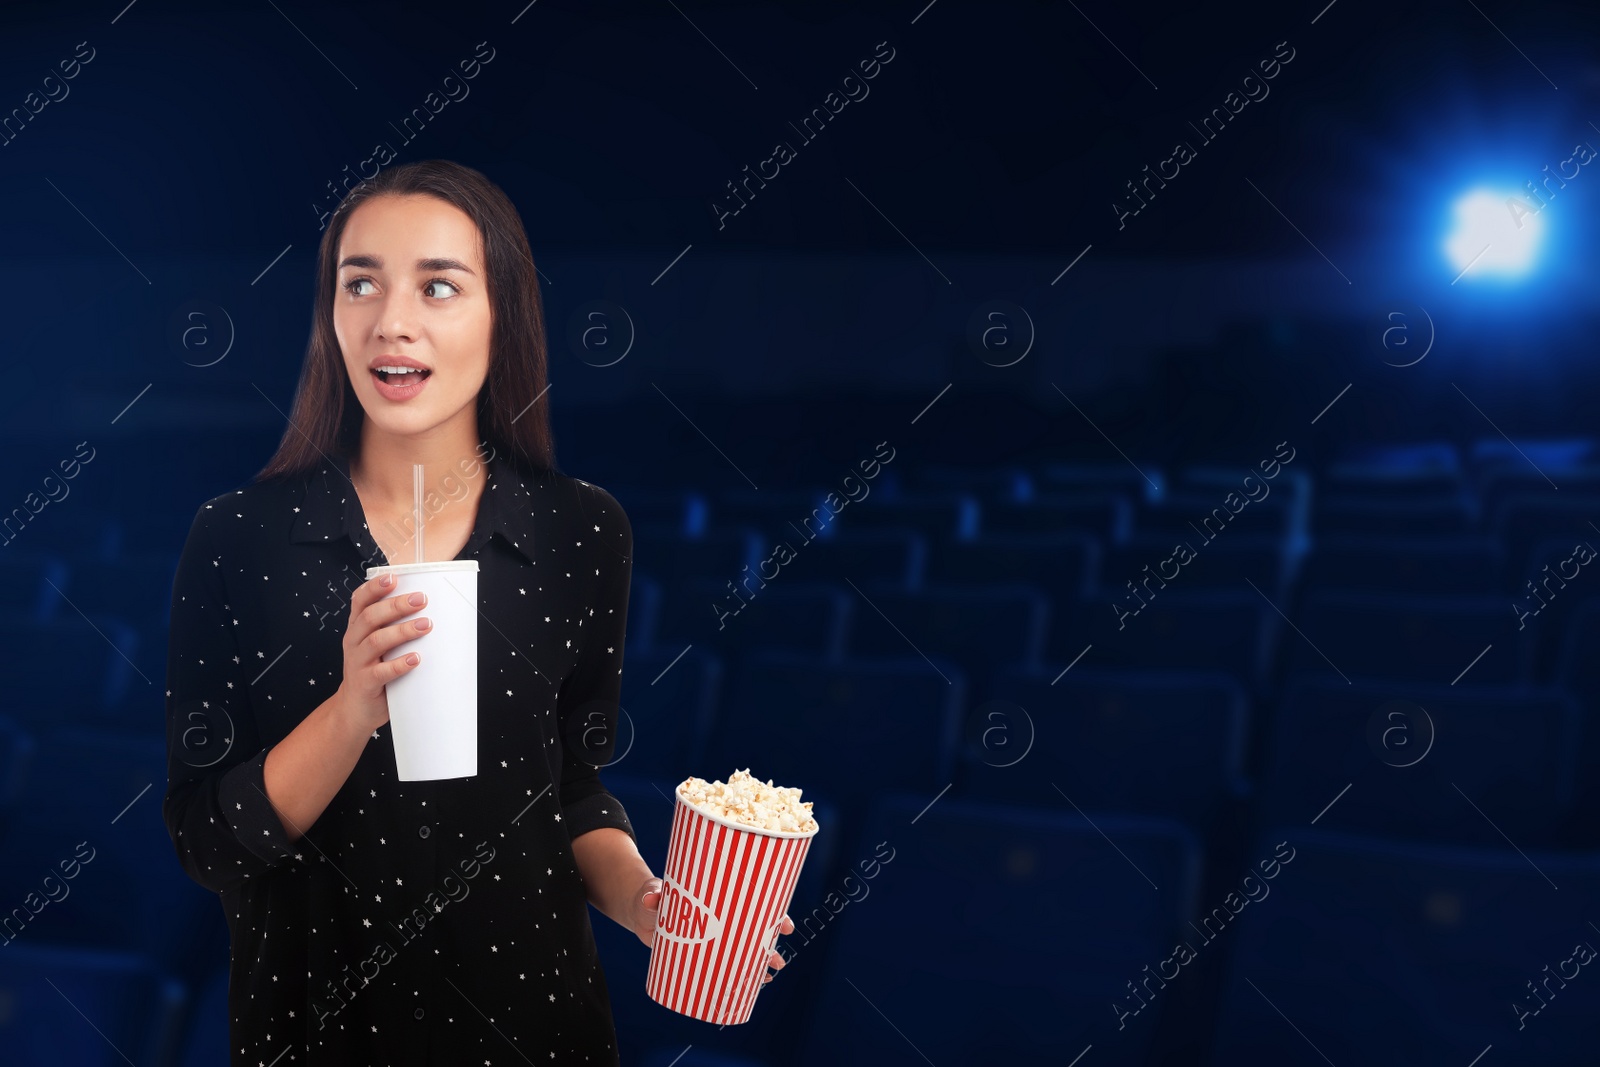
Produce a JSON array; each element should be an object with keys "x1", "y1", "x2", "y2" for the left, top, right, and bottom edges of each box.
[
  {"x1": 359, "y1": 594, "x2": 431, "y2": 661},
  {"x1": 352, "y1": 571, "x2": 395, "y2": 612},
  {"x1": 779, "y1": 913, "x2": 794, "y2": 935},
  {"x1": 384, "y1": 649, "x2": 422, "y2": 682},
  {"x1": 355, "y1": 581, "x2": 426, "y2": 638}
]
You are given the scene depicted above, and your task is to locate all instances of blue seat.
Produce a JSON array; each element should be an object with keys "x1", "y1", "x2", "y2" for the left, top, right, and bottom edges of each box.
[
  {"x1": 1211, "y1": 829, "x2": 1600, "y2": 1061},
  {"x1": 614, "y1": 646, "x2": 723, "y2": 778},
  {"x1": 927, "y1": 532, "x2": 1099, "y2": 605},
  {"x1": 1315, "y1": 497, "x2": 1476, "y2": 538},
  {"x1": 801, "y1": 794, "x2": 1201, "y2": 1065},
  {"x1": 772, "y1": 527, "x2": 928, "y2": 590},
  {"x1": 981, "y1": 493, "x2": 1133, "y2": 543},
  {"x1": 709, "y1": 489, "x2": 829, "y2": 531},
  {"x1": 1257, "y1": 680, "x2": 1578, "y2": 846},
  {"x1": 1133, "y1": 491, "x2": 1293, "y2": 543},
  {"x1": 0, "y1": 944, "x2": 186, "y2": 1066},
  {"x1": 701, "y1": 653, "x2": 964, "y2": 819},
  {"x1": 0, "y1": 714, "x2": 34, "y2": 819},
  {"x1": 0, "y1": 729, "x2": 226, "y2": 981},
  {"x1": 1287, "y1": 592, "x2": 1529, "y2": 686},
  {"x1": 592, "y1": 773, "x2": 836, "y2": 1067},
  {"x1": 1509, "y1": 536, "x2": 1600, "y2": 665},
  {"x1": 62, "y1": 552, "x2": 180, "y2": 634},
  {"x1": 1100, "y1": 534, "x2": 1287, "y2": 597},
  {"x1": 0, "y1": 551, "x2": 69, "y2": 621},
  {"x1": 640, "y1": 1051, "x2": 777, "y2": 1067},
  {"x1": 1554, "y1": 601, "x2": 1600, "y2": 841},
  {"x1": 908, "y1": 464, "x2": 1037, "y2": 503},
  {"x1": 605, "y1": 486, "x2": 705, "y2": 530},
  {"x1": 1300, "y1": 536, "x2": 1504, "y2": 597},
  {"x1": 1491, "y1": 493, "x2": 1600, "y2": 584},
  {"x1": 177, "y1": 966, "x2": 229, "y2": 1067},
  {"x1": 1327, "y1": 443, "x2": 1464, "y2": 495},
  {"x1": 1477, "y1": 463, "x2": 1600, "y2": 527},
  {"x1": 657, "y1": 579, "x2": 850, "y2": 661},
  {"x1": 634, "y1": 524, "x2": 764, "y2": 583},
  {"x1": 625, "y1": 572, "x2": 664, "y2": 652},
  {"x1": 1038, "y1": 461, "x2": 1166, "y2": 503},
  {"x1": 965, "y1": 666, "x2": 1249, "y2": 834},
  {"x1": 0, "y1": 612, "x2": 145, "y2": 728},
  {"x1": 1051, "y1": 591, "x2": 1277, "y2": 691},
  {"x1": 841, "y1": 492, "x2": 979, "y2": 543},
  {"x1": 842, "y1": 582, "x2": 1048, "y2": 691}
]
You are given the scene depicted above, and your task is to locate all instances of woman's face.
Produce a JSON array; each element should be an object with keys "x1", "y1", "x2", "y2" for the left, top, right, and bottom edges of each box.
[{"x1": 334, "y1": 193, "x2": 492, "y2": 441}]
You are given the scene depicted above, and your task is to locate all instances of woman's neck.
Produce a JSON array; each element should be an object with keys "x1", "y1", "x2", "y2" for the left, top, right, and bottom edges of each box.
[{"x1": 349, "y1": 426, "x2": 488, "y2": 518}]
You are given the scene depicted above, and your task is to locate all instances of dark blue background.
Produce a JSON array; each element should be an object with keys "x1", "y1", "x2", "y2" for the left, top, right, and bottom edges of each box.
[{"x1": 3, "y1": 0, "x2": 1600, "y2": 1063}]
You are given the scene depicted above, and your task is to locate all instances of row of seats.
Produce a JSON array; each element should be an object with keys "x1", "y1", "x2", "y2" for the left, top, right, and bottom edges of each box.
[
  {"x1": 22, "y1": 785, "x2": 1594, "y2": 1065},
  {"x1": 0, "y1": 727, "x2": 227, "y2": 1065},
  {"x1": 592, "y1": 790, "x2": 1600, "y2": 1066},
  {"x1": 9, "y1": 534, "x2": 1587, "y2": 726},
  {"x1": 626, "y1": 565, "x2": 1600, "y2": 694}
]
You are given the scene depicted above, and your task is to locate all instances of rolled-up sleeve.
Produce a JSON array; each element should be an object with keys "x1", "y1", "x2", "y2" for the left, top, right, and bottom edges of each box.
[
  {"x1": 556, "y1": 484, "x2": 637, "y2": 846},
  {"x1": 162, "y1": 499, "x2": 297, "y2": 894}
]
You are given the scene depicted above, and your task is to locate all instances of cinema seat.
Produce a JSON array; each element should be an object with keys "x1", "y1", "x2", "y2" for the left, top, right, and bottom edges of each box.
[
  {"x1": 841, "y1": 582, "x2": 1049, "y2": 695},
  {"x1": 62, "y1": 553, "x2": 180, "y2": 634},
  {"x1": 701, "y1": 653, "x2": 964, "y2": 820},
  {"x1": 981, "y1": 493, "x2": 1133, "y2": 543},
  {"x1": 1286, "y1": 593, "x2": 1529, "y2": 686},
  {"x1": 0, "y1": 945, "x2": 186, "y2": 1066},
  {"x1": 1298, "y1": 536, "x2": 1504, "y2": 597},
  {"x1": 1049, "y1": 591, "x2": 1277, "y2": 692},
  {"x1": 0, "y1": 612, "x2": 144, "y2": 728},
  {"x1": 0, "y1": 551, "x2": 68, "y2": 620},
  {"x1": 1492, "y1": 493, "x2": 1600, "y2": 585},
  {"x1": 0, "y1": 715, "x2": 33, "y2": 822},
  {"x1": 926, "y1": 532, "x2": 1100, "y2": 606},
  {"x1": 1038, "y1": 461, "x2": 1166, "y2": 503},
  {"x1": 633, "y1": 524, "x2": 764, "y2": 583},
  {"x1": 1256, "y1": 680, "x2": 1578, "y2": 846},
  {"x1": 801, "y1": 794, "x2": 1201, "y2": 1065},
  {"x1": 1100, "y1": 535, "x2": 1287, "y2": 597},
  {"x1": 840, "y1": 492, "x2": 979, "y2": 543},
  {"x1": 626, "y1": 572, "x2": 664, "y2": 652},
  {"x1": 1315, "y1": 497, "x2": 1476, "y2": 538},
  {"x1": 0, "y1": 729, "x2": 226, "y2": 982},
  {"x1": 963, "y1": 666, "x2": 1249, "y2": 838},
  {"x1": 655, "y1": 579, "x2": 850, "y2": 661},
  {"x1": 614, "y1": 646, "x2": 723, "y2": 779},
  {"x1": 177, "y1": 966, "x2": 230, "y2": 1067},
  {"x1": 1210, "y1": 830, "x2": 1600, "y2": 1063},
  {"x1": 775, "y1": 527, "x2": 928, "y2": 591}
]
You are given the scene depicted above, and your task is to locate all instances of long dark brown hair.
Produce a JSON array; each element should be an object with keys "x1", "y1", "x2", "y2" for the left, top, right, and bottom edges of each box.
[{"x1": 255, "y1": 159, "x2": 557, "y2": 484}]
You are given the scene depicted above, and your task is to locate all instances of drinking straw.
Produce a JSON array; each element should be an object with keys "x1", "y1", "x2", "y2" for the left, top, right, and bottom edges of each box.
[{"x1": 414, "y1": 463, "x2": 425, "y2": 564}]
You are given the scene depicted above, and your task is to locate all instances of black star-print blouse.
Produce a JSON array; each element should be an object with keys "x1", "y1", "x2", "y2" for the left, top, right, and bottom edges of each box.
[{"x1": 161, "y1": 446, "x2": 639, "y2": 1066}]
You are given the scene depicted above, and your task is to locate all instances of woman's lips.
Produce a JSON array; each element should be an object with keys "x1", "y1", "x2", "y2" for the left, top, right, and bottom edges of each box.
[{"x1": 371, "y1": 368, "x2": 431, "y2": 401}]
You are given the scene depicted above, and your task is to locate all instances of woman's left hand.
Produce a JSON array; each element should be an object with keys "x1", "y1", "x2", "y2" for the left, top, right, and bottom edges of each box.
[{"x1": 632, "y1": 877, "x2": 796, "y2": 984}]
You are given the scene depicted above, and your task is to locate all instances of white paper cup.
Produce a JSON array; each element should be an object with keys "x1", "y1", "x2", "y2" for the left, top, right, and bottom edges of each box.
[
  {"x1": 646, "y1": 788, "x2": 819, "y2": 1025},
  {"x1": 364, "y1": 561, "x2": 479, "y2": 781}
]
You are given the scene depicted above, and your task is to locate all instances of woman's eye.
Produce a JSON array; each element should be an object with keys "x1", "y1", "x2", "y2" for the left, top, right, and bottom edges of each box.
[
  {"x1": 425, "y1": 279, "x2": 460, "y2": 299},
  {"x1": 345, "y1": 277, "x2": 375, "y2": 297}
]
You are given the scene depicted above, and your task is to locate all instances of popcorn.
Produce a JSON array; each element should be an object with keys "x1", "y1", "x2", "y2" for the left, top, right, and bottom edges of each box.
[{"x1": 677, "y1": 769, "x2": 819, "y2": 834}]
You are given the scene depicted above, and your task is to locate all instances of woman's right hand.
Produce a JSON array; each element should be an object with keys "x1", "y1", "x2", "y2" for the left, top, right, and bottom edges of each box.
[{"x1": 335, "y1": 572, "x2": 431, "y2": 735}]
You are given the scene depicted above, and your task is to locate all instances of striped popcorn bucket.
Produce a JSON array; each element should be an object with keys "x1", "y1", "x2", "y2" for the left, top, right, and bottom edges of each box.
[{"x1": 645, "y1": 789, "x2": 820, "y2": 1024}]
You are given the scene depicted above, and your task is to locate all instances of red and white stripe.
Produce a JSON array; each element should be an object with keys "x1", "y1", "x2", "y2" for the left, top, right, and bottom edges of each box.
[{"x1": 646, "y1": 795, "x2": 816, "y2": 1024}]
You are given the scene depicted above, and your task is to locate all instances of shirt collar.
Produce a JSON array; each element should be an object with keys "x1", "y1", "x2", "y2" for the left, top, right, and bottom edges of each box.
[{"x1": 289, "y1": 448, "x2": 541, "y2": 566}]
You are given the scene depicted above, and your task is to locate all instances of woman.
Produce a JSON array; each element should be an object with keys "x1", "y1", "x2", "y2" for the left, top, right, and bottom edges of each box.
[{"x1": 162, "y1": 159, "x2": 790, "y2": 1065}]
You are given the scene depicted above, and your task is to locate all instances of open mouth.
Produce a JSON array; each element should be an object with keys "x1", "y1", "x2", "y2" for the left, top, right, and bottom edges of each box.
[{"x1": 372, "y1": 367, "x2": 432, "y2": 385}]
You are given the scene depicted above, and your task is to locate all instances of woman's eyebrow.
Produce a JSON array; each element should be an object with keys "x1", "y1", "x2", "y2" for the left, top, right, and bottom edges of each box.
[{"x1": 337, "y1": 254, "x2": 477, "y2": 275}]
